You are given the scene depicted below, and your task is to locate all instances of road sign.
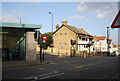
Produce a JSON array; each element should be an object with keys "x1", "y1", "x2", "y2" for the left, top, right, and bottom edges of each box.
[
  {"x1": 42, "y1": 35, "x2": 47, "y2": 40},
  {"x1": 42, "y1": 35, "x2": 47, "y2": 43},
  {"x1": 111, "y1": 10, "x2": 120, "y2": 28}
]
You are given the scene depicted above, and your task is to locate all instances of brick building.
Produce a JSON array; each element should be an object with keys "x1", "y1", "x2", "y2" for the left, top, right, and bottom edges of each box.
[{"x1": 51, "y1": 20, "x2": 94, "y2": 56}]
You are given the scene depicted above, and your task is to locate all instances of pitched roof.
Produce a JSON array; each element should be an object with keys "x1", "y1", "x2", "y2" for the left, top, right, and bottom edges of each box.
[
  {"x1": 94, "y1": 36, "x2": 106, "y2": 41},
  {"x1": 53, "y1": 24, "x2": 93, "y2": 36},
  {"x1": 79, "y1": 28, "x2": 92, "y2": 36}
]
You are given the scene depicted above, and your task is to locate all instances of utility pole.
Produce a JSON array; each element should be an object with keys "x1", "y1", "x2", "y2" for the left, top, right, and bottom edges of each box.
[
  {"x1": 38, "y1": 31, "x2": 42, "y2": 63},
  {"x1": 107, "y1": 27, "x2": 110, "y2": 55},
  {"x1": 89, "y1": 38, "x2": 90, "y2": 56}
]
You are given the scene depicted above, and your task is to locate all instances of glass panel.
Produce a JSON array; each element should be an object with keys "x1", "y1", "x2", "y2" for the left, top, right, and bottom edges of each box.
[{"x1": 2, "y1": 28, "x2": 26, "y2": 61}]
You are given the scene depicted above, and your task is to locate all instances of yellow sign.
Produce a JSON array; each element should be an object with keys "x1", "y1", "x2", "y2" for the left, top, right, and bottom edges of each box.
[{"x1": 0, "y1": 32, "x2": 9, "y2": 34}]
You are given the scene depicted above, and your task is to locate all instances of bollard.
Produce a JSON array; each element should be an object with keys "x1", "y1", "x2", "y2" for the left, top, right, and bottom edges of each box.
[
  {"x1": 58, "y1": 51, "x2": 59, "y2": 56},
  {"x1": 66, "y1": 52, "x2": 67, "y2": 57},
  {"x1": 84, "y1": 53, "x2": 86, "y2": 58}
]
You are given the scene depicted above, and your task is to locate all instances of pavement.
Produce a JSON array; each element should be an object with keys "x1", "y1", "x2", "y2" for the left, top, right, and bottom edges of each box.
[
  {"x1": 2, "y1": 53, "x2": 58, "y2": 69},
  {"x1": 2, "y1": 61, "x2": 49, "y2": 70}
]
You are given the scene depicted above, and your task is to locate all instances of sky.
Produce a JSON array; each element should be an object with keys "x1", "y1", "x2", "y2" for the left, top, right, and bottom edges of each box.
[{"x1": 1, "y1": 2, "x2": 119, "y2": 45}]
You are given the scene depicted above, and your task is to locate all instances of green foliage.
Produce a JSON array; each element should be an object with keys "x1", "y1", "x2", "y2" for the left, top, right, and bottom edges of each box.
[
  {"x1": 41, "y1": 32, "x2": 53, "y2": 50},
  {"x1": 113, "y1": 51, "x2": 116, "y2": 54}
]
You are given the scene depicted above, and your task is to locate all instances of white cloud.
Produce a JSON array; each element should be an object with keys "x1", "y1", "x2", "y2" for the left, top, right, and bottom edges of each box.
[
  {"x1": 77, "y1": 2, "x2": 87, "y2": 12},
  {"x1": 96, "y1": 9, "x2": 115, "y2": 19},
  {"x1": 71, "y1": 15, "x2": 85, "y2": 20},
  {"x1": 0, "y1": 14, "x2": 19, "y2": 23},
  {"x1": 96, "y1": 12, "x2": 107, "y2": 19},
  {"x1": 1, "y1": 7, "x2": 27, "y2": 23},
  {"x1": 76, "y1": 2, "x2": 118, "y2": 19}
]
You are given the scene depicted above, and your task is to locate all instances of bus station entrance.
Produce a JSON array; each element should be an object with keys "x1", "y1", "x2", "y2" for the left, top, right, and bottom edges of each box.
[{"x1": 1, "y1": 22, "x2": 41, "y2": 61}]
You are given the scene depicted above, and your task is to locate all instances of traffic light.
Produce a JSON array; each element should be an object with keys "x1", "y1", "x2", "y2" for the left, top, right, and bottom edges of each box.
[{"x1": 34, "y1": 31, "x2": 37, "y2": 40}]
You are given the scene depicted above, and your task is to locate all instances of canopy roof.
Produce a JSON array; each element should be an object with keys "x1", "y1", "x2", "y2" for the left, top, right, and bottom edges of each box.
[{"x1": 0, "y1": 22, "x2": 42, "y2": 29}]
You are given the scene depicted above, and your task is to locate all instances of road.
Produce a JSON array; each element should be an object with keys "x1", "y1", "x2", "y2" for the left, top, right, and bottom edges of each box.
[{"x1": 2, "y1": 56, "x2": 120, "y2": 81}]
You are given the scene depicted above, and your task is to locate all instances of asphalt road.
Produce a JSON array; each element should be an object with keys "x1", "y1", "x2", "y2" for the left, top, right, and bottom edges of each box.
[{"x1": 2, "y1": 56, "x2": 120, "y2": 81}]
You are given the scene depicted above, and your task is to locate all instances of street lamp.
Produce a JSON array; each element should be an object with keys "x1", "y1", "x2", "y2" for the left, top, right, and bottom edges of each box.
[
  {"x1": 107, "y1": 27, "x2": 110, "y2": 55},
  {"x1": 49, "y1": 12, "x2": 53, "y2": 33},
  {"x1": 17, "y1": 18, "x2": 21, "y2": 24},
  {"x1": 49, "y1": 11, "x2": 53, "y2": 53}
]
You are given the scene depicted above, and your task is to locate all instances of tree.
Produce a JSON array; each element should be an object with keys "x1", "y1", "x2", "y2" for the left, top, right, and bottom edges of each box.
[{"x1": 41, "y1": 32, "x2": 53, "y2": 50}]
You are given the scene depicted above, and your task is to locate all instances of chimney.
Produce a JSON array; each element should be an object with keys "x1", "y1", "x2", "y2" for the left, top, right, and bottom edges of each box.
[
  {"x1": 79, "y1": 28, "x2": 84, "y2": 31},
  {"x1": 56, "y1": 24, "x2": 59, "y2": 30},
  {"x1": 62, "y1": 19, "x2": 67, "y2": 25}
]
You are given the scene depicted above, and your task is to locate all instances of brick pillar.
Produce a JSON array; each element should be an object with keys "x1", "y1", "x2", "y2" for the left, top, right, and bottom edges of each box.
[{"x1": 26, "y1": 32, "x2": 37, "y2": 61}]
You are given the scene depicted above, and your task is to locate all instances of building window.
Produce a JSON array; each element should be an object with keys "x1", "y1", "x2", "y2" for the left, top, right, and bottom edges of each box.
[
  {"x1": 65, "y1": 33, "x2": 67, "y2": 35},
  {"x1": 60, "y1": 43, "x2": 63, "y2": 49},
  {"x1": 89, "y1": 38, "x2": 92, "y2": 41},
  {"x1": 82, "y1": 37, "x2": 85, "y2": 40},
  {"x1": 60, "y1": 33, "x2": 62, "y2": 35},
  {"x1": 79, "y1": 37, "x2": 82, "y2": 39}
]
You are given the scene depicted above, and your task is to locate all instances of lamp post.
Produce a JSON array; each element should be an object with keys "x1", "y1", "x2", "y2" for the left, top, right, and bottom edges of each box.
[
  {"x1": 49, "y1": 12, "x2": 53, "y2": 33},
  {"x1": 17, "y1": 18, "x2": 21, "y2": 24},
  {"x1": 49, "y1": 11, "x2": 53, "y2": 53},
  {"x1": 107, "y1": 27, "x2": 110, "y2": 55}
]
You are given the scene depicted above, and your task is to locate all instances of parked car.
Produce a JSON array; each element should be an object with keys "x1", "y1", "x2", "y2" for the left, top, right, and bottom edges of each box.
[{"x1": 107, "y1": 53, "x2": 116, "y2": 56}]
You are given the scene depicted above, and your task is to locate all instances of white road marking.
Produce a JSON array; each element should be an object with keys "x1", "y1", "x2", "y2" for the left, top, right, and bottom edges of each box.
[
  {"x1": 24, "y1": 71, "x2": 58, "y2": 79},
  {"x1": 24, "y1": 76, "x2": 34, "y2": 79},
  {"x1": 37, "y1": 71, "x2": 58, "y2": 77},
  {"x1": 34, "y1": 68, "x2": 45, "y2": 70},
  {"x1": 30, "y1": 66, "x2": 45, "y2": 70},
  {"x1": 39, "y1": 72, "x2": 65, "y2": 79},
  {"x1": 74, "y1": 67, "x2": 90, "y2": 72},
  {"x1": 110, "y1": 73, "x2": 120, "y2": 81}
]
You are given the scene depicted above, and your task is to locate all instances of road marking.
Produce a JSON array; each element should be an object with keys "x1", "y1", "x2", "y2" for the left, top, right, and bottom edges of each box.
[
  {"x1": 110, "y1": 73, "x2": 120, "y2": 81},
  {"x1": 24, "y1": 71, "x2": 58, "y2": 79},
  {"x1": 36, "y1": 68, "x2": 45, "y2": 70},
  {"x1": 30, "y1": 66, "x2": 45, "y2": 70},
  {"x1": 74, "y1": 67, "x2": 90, "y2": 72},
  {"x1": 37, "y1": 71, "x2": 58, "y2": 77},
  {"x1": 39, "y1": 72, "x2": 65, "y2": 79},
  {"x1": 69, "y1": 63, "x2": 94, "y2": 71},
  {"x1": 24, "y1": 76, "x2": 34, "y2": 80}
]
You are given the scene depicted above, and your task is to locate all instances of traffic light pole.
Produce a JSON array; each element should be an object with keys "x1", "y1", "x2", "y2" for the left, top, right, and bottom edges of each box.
[
  {"x1": 38, "y1": 32, "x2": 43, "y2": 63},
  {"x1": 43, "y1": 49, "x2": 44, "y2": 61},
  {"x1": 40, "y1": 45, "x2": 42, "y2": 63}
]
